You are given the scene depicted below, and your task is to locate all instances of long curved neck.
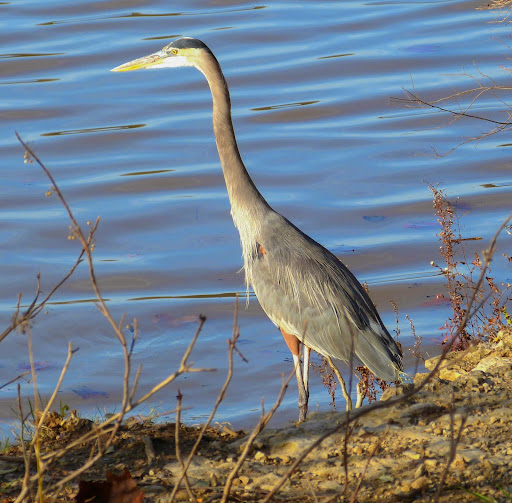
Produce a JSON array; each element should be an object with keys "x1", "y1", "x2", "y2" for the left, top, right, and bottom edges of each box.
[{"x1": 196, "y1": 52, "x2": 270, "y2": 220}]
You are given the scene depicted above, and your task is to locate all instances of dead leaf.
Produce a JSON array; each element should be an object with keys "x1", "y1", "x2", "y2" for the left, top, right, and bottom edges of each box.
[{"x1": 76, "y1": 469, "x2": 143, "y2": 503}]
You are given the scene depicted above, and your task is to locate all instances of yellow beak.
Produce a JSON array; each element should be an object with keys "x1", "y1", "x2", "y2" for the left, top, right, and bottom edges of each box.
[{"x1": 111, "y1": 52, "x2": 164, "y2": 72}]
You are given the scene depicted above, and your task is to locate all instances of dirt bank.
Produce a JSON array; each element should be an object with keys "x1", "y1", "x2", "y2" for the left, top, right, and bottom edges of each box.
[{"x1": 1, "y1": 329, "x2": 512, "y2": 502}]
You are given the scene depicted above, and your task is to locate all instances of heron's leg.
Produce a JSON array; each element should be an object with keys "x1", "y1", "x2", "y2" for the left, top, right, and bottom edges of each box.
[
  {"x1": 355, "y1": 381, "x2": 364, "y2": 408},
  {"x1": 302, "y1": 346, "x2": 311, "y2": 393},
  {"x1": 281, "y1": 329, "x2": 308, "y2": 422},
  {"x1": 291, "y1": 353, "x2": 308, "y2": 422},
  {"x1": 325, "y1": 355, "x2": 353, "y2": 411}
]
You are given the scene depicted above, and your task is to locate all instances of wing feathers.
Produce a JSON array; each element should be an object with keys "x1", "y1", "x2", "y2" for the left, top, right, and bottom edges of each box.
[{"x1": 250, "y1": 212, "x2": 402, "y2": 380}]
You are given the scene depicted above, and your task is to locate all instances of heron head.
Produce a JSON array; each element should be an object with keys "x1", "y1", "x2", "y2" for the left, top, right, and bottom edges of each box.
[{"x1": 111, "y1": 37, "x2": 210, "y2": 72}]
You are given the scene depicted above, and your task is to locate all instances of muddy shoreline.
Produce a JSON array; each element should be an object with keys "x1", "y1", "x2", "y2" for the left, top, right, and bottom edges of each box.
[{"x1": 1, "y1": 330, "x2": 512, "y2": 502}]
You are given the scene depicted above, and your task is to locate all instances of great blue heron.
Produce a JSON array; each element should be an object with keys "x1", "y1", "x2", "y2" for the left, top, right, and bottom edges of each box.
[{"x1": 112, "y1": 37, "x2": 403, "y2": 422}]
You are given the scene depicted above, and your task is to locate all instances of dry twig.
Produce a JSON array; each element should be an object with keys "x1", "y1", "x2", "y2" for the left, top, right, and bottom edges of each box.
[
  {"x1": 11, "y1": 135, "x2": 214, "y2": 502},
  {"x1": 174, "y1": 390, "x2": 196, "y2": 502},
  {"x1": 169, "y1": 300, "x2": 242, "y2": 502},
  {"x1": 433, "y1": 398, "x2": 468, "y2": 503}
]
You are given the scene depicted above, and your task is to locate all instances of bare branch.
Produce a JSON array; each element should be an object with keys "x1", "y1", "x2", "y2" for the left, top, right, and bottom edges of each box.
[
  {"x1": 175, "y1": 390, "x2": 197, "y2": 502},
  {"x1": 170, "y1": 304, "x2": 240, "y2": 502},
  {"x1": 433, "y1": 401, "x2": 467, "y2": 503},
  {"x1": 0, "y1": 370, "x2": 31, "y2": 391},
  {"x1": 391, "y1": 72, "x2": 512, "y2": 156},
  {"x1": 349, "y1": 427, "x2": 389, "y2": 503},
  {"x1": 221, "y1": 371, "x2": 292, "y2": 503}
]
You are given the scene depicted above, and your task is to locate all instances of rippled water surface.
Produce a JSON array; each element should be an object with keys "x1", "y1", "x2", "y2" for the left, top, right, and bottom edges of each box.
[{"x1": 1, "y1": 0, "x2": 511, "y2": 435}]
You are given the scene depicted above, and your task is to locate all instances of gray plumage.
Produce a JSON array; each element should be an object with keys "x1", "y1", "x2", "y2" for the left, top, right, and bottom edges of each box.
[
  {"x1": 251, "y1": 211, "x2": 401, "y2": 381},
  {"x1": 112, "y1": 37, "x2": 403, "y2": 421}
]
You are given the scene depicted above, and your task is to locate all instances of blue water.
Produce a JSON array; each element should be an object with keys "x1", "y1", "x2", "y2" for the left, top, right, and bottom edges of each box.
[{"x1": 1, "y1": 0, "x2": 511, "y2": 437}]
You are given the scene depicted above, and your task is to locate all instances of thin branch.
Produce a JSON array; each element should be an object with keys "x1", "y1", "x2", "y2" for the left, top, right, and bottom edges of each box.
[
  {"x1": 17, "y1": 384, "x2": 31, "y2": 501},
  {"x1": 170, "y1": 305, "x2": 239, "y2": 502},
  {"x1": 394, "y1": 89, "x2": 509, "y2": 126},
  {"x1": 175, "y1": 390, "x2": 197, "y2": 502},
  {"x1": 349, "y1": 427, "x2": 389, "y2": 503},
  {"x1": 391, "y1": 75, "x2": 512, "y2": 156},
  {"x1": 36, "y1": 343, "x2": 77, "y2": 430},
  {"x1": 221, "y1": 371, "x2": 292, "y2": 503},
  {"x1": 433, "y1": 403, "x2": 467, "y2": 503},
  {"x1": 0, "y1": 370, "x2": 31, "y2": 391}
]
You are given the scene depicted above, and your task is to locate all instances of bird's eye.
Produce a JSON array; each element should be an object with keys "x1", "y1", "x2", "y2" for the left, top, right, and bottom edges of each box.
[{"x1": 171, "y1": 49, "x2": 178, "y2": 55}]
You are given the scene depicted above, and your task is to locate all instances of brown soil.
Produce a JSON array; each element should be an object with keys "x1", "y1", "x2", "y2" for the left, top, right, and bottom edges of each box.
[{"x1": 1, "y1": 329, "x2": 512, "y2": 502}]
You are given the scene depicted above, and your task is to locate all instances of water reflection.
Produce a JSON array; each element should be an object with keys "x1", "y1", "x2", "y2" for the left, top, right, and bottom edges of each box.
[
  {"x1": 0, "y1": 78, "x2": 59, "y2": 85},
  {"x1": 41, "y1": 124, "x2": 145, "y2": 136},
  {"x1": 121, "y1": 169, "x2": 175, "y2": 176},
  {"x1": 252, "y1": 100, "x2": 319, "y2": 111},
  {"x1": 0, "y1": 52, "x2": 65, "y2": 59},
  {"x1": 128, "y1": 292, "x2": 247, "y2": 302}
]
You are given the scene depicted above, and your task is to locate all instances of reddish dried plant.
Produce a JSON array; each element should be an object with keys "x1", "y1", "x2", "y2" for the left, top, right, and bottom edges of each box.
[
  {"x1": 429, "y1": 184, "x2": 512, "y2": 349},
  {"x1": 312, "y1": 356, "x2": 337, "y2": 408},
  {"x1": 355, "y1": 366, "x2": 391, "y2": 404}
]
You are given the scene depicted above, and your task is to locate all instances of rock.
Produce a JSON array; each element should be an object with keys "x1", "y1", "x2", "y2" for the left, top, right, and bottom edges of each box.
[
  {"x1": 381, "y1": 383, "x2": 414, "y2": 401},
  {"x1": 413, "y1": 372, "x2": 431, "y2": 387},
  {"x1": 434, "y1": 412, "x2": 466, "y2": 429},
  {"x1": 481, "y1": 459, "x2": 494, "y2": 472},
  {"x1": 269, "y1": 454, "x2": 292, "y2": 464},
  {"x1": 474, "y1": 356, "x2": 512, "y2": 373},
  {"x1": 317, "y1": 480, "x2": 343, "y2": 492},
  {"x1": 312, "y1": 465, "x2": 340, "y2": 479},
  {"x1": 440, "y1": 366, "x2": 467, "y2": 381},
  {"x1": 414, "y1": 463, "x2": 425, "y2": 479},
  {"x1": 424, "y1": 459, "x2": 439, "y2": 468},
  {"x1": 455, "y1": 370, "x2": 492, "y2": 388},
  {"x1": 459, "y1": 449, "x2": 486, "y2": 464},
  {"x1": 453, "y1": 453, "x2": 466, "y2": 470},
  {"x1": 170, "y1": 489, "x2": 190, "y2": 501},
  {"x1": 0, "y1": 461, "x2": 17, "y2": 475},
  {"x1": 274, "y1": 439, "x2": 310, "y2": 456},
  {"x1": 426, "y1": 440, "x2": 452, "y2": 458},
  {"x1": 496, "y1": 328, "x2": 512, "y2": 347},
  {"x1": 411, "y1": 476, "x2": 429, "y2": 490},
  {"x1": 403, "y1": 401, "x2": 444, "y2": 419},
  {"x1": 236, "y1": 438, "x2": 264, "y2": 454},
  {"x1": 399, "y1": 479, "x2": 414, "y2": 492},
  {"x1": 485, "y1": 455, "x2": 510, "y2": 467},
  {"x1": 254, "y1": 451, "x2": 268, "y2": 463},
  {"x1": 488, "y1": 407, "x2": 512, "y2": 421},
  {"x1": 251, "y1": 472, "x2": 282, "y2": 492},
  {"x1": 403, "y1": 450, "x2": 421, "y2": 460}
]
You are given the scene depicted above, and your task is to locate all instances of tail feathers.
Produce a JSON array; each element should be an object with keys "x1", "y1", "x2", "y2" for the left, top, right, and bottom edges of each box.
[{"x1": 354, "y1": 325, "x2": 403, "y2": 382}]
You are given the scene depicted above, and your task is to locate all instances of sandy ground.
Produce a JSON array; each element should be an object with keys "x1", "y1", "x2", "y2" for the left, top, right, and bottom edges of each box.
[{"x1": 1, "y1": 329, "x2": 512, "y2": 502}]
